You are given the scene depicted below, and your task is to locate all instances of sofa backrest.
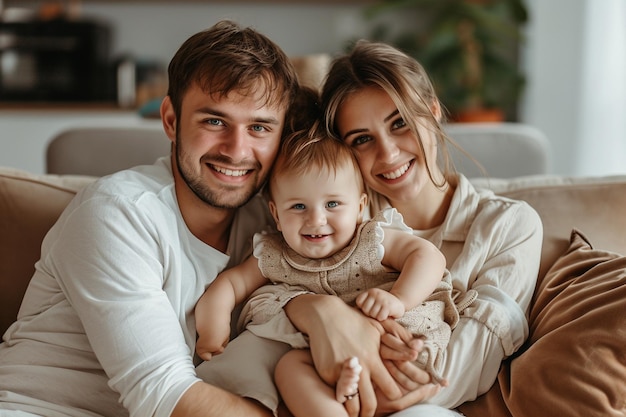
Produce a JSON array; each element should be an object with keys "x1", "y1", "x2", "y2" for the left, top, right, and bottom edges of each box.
[
  {"x1": 1, "y1": 167, "x2": 625, "y2": 337},
  {"x1": 479, "y1": 175, "x2": 626, "y2": 283},
  {"x1": 46, "y1": 127, "x2": 171, "y2": 176}
]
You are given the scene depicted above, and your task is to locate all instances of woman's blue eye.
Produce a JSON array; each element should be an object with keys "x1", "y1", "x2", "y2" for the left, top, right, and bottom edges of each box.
[{"x1": 293, "y1": 203, "x2": 305, "y2": 210}]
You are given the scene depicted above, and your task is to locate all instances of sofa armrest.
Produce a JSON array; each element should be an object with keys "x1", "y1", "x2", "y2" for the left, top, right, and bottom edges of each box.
[{"x1": 0, "y1": 167, "x2": 95, "y2": 335}]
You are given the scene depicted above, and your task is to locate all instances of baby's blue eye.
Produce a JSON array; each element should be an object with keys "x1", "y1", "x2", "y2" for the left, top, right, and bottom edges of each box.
[{"x1": 327, "y1": 201, "x2": 339, "y2": 208}]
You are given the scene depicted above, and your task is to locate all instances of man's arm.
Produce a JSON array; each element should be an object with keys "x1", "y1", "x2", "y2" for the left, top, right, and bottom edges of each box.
[{"x1": 172, "y1": 381, "x2": 273, "y2": 417}]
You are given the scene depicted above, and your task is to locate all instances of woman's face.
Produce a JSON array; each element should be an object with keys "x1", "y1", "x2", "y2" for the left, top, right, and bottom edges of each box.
[{"x1": 336, "y1": 86, "x2": 439, "y2": 204}]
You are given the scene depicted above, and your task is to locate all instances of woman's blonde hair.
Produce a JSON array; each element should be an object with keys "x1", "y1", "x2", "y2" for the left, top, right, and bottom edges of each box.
[{"x1": 321, "y1": 39, "x2": 461, "y2": 186}]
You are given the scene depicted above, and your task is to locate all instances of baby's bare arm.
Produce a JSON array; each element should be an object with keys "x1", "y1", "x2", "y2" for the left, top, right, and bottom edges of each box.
[
  {"x1": 195, "y1": 256, "x2": 268, "y2": 360},
  {"x1": 356, "y1": 288, "x2": 406, "y2": 320},
  {"x1": 380, "y1": 228, "x2": 446, "y2": 311}
]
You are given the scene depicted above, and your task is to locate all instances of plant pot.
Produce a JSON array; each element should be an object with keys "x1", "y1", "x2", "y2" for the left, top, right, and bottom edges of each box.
[{"x1": 453, "y1": 108, "x2": 505, "y2": 123}]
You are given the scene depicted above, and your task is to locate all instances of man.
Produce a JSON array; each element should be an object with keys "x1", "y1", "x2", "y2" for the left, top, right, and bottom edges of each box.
[{"x1": 0, "y1": 20, "x2": 298, "y2": 417}]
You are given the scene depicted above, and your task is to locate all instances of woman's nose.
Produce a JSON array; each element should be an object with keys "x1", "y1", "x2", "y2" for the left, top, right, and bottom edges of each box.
[{"x1": 377, "y1": 134, "x2": 400, "y2": 162}]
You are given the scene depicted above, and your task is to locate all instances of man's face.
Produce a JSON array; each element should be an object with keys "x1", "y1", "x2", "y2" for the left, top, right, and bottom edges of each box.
[{"x1": 173, "y1": 83, "x2": 286, "y2": 209}]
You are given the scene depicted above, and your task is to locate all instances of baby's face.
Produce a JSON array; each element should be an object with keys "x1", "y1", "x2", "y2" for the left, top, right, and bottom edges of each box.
[{"x1": 269, "y1": 164, "x2": 366, "y2": 259}]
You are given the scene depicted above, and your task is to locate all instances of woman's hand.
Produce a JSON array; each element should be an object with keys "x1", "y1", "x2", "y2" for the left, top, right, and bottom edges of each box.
[
  {"x1": 373, "y1": 379, "x2": 443, "y2": 416},
  {"x1": 375, "y1": 319, "x2": 446, "y2": 414},
  {"x1": 284, "y1": 294, "x2": 403, "y2": 417}
]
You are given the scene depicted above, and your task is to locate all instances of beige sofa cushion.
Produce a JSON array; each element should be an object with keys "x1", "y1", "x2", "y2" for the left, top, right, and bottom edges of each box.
[
  {"x1": 460, "y1": 229, "x2": 626, "y2": 417},
  {"x1": 460, "y1": 176, "x2": 626, "y2": 417},
  {"x1": 516, "y1": 229, "x2": 626, "y2": 416},
  {"x1": 0, "y1": 168, "x2": 95, "y2": 334}
]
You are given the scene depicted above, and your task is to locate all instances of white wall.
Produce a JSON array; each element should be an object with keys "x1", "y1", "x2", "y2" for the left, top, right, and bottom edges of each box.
[
  {"x1": 80, "y1": 2, "x2": 370, "y2": 62},
  {"x1": 520, "y1": 0, "x2": 626, "y2": 176},
  {"x1": 2, "y1": 1, "x2": 624, "y2": 176},
  {"x1": 0, "y1": 2, "x2": 371, "y2": 174},
  {"x1": 519, "y1": 0, "x2": 586, "y2": 175}
]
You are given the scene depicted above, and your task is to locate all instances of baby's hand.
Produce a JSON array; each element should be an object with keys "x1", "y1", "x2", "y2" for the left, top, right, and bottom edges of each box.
[
  {"x1": 195, "y1": 322, "x2": 231, "y2": 361},
  {"x1": 356, "y1": 288, "x2": 405, "y2": 321}
]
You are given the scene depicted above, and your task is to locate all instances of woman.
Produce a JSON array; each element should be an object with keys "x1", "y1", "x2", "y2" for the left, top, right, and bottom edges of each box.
[
  {"x1": 288, "y1": 40, "x2": 542, "y2": 417},
  {"x1": 244, "y1": 40, "x2": 542, "y2": 417}
]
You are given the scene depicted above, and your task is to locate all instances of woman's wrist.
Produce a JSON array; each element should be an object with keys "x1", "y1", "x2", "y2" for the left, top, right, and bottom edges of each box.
[{"x1": 284, "y1": 293, "x2": 345, "y2": 336}]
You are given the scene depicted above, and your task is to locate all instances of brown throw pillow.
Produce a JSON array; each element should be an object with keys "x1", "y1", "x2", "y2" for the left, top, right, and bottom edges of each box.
[{"x1": 460, "y1": 229, "x2": 626, "y2": 417}]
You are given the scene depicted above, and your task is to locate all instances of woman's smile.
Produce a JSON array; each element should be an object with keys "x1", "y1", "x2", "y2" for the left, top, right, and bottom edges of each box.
[{"x1": 379, "y1": 160, "x2": 413, "y2": 181}]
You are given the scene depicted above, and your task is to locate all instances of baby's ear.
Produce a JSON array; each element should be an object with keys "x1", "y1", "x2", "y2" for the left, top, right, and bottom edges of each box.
[
  {"x1": 358, "y1": 193, "x2": 368, "y2": 223},
  {"x1": 268, "y1": 201, "x2": 282, "y2": 231}
]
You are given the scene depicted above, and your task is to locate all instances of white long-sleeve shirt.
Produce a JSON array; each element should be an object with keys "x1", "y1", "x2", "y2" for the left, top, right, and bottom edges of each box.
[
  {"x1": 241, "y1": 174, "x2": 543, "y2": 410},
  {"x1": 0, "y1": 158, "x2": 273, "y2": 417}
]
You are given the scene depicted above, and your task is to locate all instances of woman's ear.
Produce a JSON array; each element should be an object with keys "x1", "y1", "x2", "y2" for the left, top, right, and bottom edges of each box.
[
  {"x1": 160, "y1": 96, "x2": 177, "y2": 144},
  {"x1": 268, "y1": 200, "x2": 282, "y2": 231},
  {"x1": 431, "y1": 100, "x2": 442, "y2": 122}
]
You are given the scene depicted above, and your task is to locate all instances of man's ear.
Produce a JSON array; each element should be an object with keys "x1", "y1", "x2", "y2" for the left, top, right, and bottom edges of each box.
[
  {"x1": 268, "y1": 200, "x2": 282, "y2": 231},
  {"x1": 160, "y1": 96, "x2": 177, "y2": 144}
]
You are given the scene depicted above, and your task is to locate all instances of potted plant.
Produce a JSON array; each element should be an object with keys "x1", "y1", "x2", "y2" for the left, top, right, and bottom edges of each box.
[{"x1": 366, "y1": 0, "x2": 529, "y2": 122}]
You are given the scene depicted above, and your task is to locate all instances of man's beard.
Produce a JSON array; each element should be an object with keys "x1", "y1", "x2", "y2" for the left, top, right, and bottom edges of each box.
[{"x1": 175, "y1": 139, "x2": 261, "y2": 210}]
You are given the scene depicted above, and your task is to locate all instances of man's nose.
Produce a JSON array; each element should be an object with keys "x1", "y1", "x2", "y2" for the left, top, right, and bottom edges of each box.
[{"x1": 220, "y1": 127, "x2": 250, "y2": 161}]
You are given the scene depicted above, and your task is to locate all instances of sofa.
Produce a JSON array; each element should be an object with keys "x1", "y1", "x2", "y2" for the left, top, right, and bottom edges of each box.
[{"x1": 1, "y1": 161, "x2": 625, "y2": 416}]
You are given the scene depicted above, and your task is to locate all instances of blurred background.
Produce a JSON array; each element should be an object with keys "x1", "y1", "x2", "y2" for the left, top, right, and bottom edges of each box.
[{"x1": 0, "y1": 0, "x2": 624, "y2": 177}]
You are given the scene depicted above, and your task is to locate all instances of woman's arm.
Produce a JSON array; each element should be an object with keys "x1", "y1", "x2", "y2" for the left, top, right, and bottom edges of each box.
[
  {"x1": 433, "y1": 200, "x2": 543, "y2": 408},
  {"x1": 283, "y1": 294, "x2": 426, "y2": 415}
]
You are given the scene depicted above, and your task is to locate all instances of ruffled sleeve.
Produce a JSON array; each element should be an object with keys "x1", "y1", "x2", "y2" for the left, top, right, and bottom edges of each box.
[{"x1": 370, "y1": 207, "x2": 414, "y2": 261}]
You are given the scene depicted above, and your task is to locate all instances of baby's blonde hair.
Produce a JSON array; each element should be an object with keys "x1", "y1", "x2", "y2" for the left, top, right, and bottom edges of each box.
[{"x1": 268, "y1": 117, "x2": 365, "y2": 200}]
